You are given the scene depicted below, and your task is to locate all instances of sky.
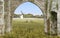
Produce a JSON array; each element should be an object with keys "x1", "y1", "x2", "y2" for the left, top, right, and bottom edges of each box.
[{"x1": 14, "y1": 2, "x2": 43, "y2": 15}]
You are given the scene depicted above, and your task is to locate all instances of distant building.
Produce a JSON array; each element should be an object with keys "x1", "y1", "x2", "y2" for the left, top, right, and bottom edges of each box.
[
  {"x1": 20, "y1": 14, "x2": 23, "y2": 19},
  {"x1": 20, "y1": 11, "x2": 24, "y2": 19}
]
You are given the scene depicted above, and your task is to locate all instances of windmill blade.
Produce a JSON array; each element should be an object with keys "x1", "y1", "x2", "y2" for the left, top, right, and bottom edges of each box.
[{"x1": 21, "y1": 11, "x2": 24, "y2": 15}]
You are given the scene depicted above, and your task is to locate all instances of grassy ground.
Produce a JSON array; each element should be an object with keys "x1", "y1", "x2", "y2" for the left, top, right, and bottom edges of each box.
[{"x1": 0, "y1": 18, "x2": 60, "y2": 38}]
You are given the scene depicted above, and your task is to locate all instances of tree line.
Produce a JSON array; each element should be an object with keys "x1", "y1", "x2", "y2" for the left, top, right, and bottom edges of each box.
[{"x1": 13, "y1": 14, "x2": 43, "y2": 18}]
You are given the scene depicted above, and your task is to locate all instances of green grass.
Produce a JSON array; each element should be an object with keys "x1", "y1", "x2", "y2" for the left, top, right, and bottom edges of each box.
[{"x1": 0, "y1": 19, "x2": 60, "y2": 38}]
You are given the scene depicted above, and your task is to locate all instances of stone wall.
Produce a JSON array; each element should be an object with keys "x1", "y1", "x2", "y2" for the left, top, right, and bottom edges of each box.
[{"x1": 1, "y1": 0, "x2": 60, "y2": 36}]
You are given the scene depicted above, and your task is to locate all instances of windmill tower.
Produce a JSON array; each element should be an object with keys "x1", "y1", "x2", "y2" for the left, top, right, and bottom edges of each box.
[{"x1": 20, "y1": 11, "x2": 24, "y2": 19}]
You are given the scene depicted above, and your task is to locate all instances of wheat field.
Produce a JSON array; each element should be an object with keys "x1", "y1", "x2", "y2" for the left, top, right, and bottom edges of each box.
[{"x1": 0, "y1": 18, "x2": 59, "y2": 38}]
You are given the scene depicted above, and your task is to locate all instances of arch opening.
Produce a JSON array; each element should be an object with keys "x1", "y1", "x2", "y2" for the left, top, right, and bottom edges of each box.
[
  {"x1": 12, "y1": 2, "x2": 45, "y2": 38},
  {"x1": 13, "y1": 2, "x2": 44, "y2": 19}
]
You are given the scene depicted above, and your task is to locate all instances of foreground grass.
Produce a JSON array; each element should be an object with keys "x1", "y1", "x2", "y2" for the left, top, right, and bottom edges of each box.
[{"x1": 0, "y1": 19, "x2": 60, "y2": 38}]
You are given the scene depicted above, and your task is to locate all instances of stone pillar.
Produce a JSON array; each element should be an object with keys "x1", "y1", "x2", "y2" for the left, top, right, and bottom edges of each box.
[
  {"x1": 44, "y1": 0, "x2": 51, "y2": 34},
  {"x1": 57, "y1": 11, "x2": 60, "y2": 36},
  {"x1": 0, "y1": 0, "x2": 5, "y2": 35},
  {"x1": 57, "y1": 2, "x2": 60, "y2": 35},
  {"x1": 4, "y1": 0, "x2": 11, "y2": 33},
  {"x1": 6, "y1": 0, "x2": 11, "y2": 33}
]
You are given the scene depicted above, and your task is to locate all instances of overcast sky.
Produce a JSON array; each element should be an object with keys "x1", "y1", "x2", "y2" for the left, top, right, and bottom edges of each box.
[{"x1": 14, "y1": 2, "x2": 43, "y2": 15}]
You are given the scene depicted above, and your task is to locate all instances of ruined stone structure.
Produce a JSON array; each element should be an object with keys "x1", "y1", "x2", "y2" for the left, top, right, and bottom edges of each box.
[{"x1": 0, "y1": 0, "x2": 60, "y2": 36}]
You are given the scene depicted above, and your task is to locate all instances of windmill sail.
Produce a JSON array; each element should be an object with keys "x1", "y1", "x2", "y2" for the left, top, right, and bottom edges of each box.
[{"x1": 21, "y1": 11, "x2": 24, "y2": 15}]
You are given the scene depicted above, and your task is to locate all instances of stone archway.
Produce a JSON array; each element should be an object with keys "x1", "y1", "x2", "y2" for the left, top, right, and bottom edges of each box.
[
  {"x1": 4, "y1": 0, "x2": 46, "y2": 33},
  {"x1": 0, "y1": 0, "x2": 58, "y2": 35}
]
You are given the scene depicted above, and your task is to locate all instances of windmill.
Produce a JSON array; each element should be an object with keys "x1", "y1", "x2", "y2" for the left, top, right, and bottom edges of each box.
[{"x1": 20, "y1": 11, "x2": 24, "y2": 19}]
